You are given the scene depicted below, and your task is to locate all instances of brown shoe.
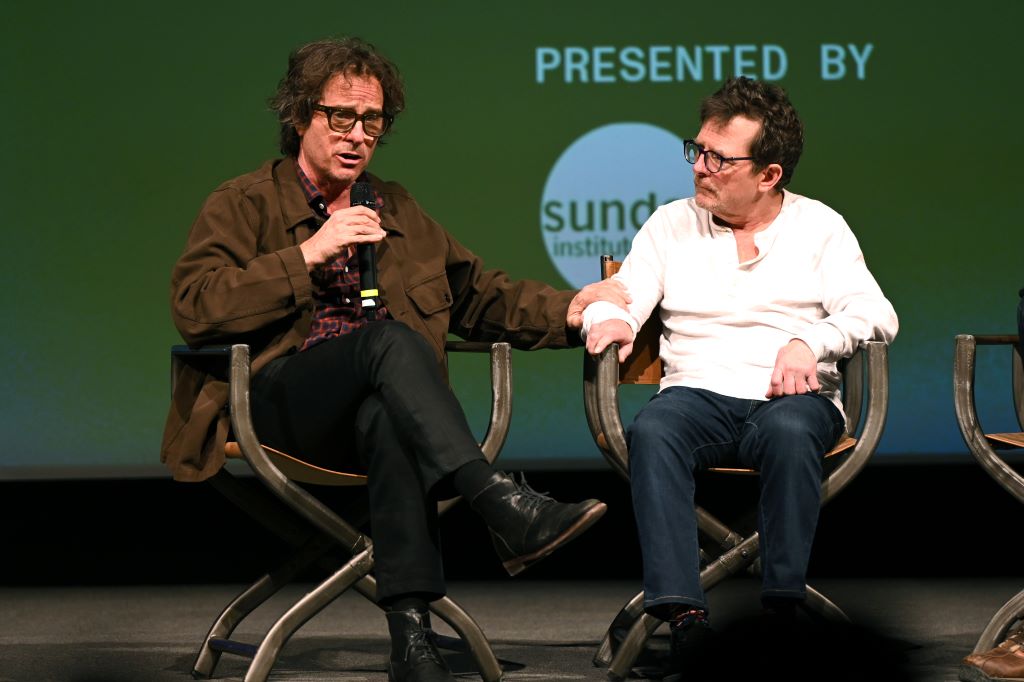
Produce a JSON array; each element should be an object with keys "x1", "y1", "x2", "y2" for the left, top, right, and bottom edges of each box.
[{"x1": 959, "y1": 627, "x2": 1024, "y2": 682}]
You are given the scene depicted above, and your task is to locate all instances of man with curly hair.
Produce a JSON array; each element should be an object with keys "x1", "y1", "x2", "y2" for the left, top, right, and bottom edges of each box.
[
  {"x1": 583, "y1": 77, "x2": 898, "y2": 678},
  {"x1": 163, "y1": 37, "x2": 624, "y2": 682}
]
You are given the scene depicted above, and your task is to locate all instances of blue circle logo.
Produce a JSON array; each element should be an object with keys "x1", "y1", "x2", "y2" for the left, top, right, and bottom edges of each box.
[{"x1": 540, "y1": 123, "x2": 694, "y2": 288}]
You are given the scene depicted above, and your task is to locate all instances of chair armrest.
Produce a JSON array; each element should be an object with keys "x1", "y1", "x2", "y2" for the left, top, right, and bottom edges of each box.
[
  {"x1": 171, "y1": 344, "x2": 233, "y2": 357},
  {"x1": 822, "y1": 340, "x2": 889, "y2": 504},
  {"x1": 445, "y1": 341, "x2": 512, "y2": 465},
  {"x1": 968, "y1": 335, "x2": 1023, "y2": 429},
  {"x1": 227, "y1": 344, "x2": 374, "y2": 546},
  {"x1": 954, "y1": 334, "x2": 1024, "y2": 503},
  {"x1": 582, "y1": 344, "x2": 630, "y2": 480},
  {"x1": 169, "y1": 343, "x2": 369, "y2": 546}
]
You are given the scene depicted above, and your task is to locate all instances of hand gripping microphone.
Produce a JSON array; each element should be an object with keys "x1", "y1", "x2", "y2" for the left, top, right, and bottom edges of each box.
[{"x1": 350, "y1": 181, "x2": 380, "y2": 320}]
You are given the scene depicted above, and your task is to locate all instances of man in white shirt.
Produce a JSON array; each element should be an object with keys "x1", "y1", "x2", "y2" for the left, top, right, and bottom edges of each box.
[{"x1": 583, "y1": 77, "x2": 898, "y2": 675}]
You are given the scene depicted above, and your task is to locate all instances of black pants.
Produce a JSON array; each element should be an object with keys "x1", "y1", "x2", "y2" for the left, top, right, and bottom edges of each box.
[{"x1": 251, "y1": 321, "x2": 483, "y2": 601}]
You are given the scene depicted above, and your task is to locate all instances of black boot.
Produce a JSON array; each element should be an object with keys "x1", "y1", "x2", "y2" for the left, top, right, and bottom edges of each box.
[
  {"x1": 469, "y1": 471, "x2": 607, "y2": 576},
  {"x1": 663, "y1": 609, "x2": 714, "y2": 681},
  {"x1": 385, "y1": 608, "x2": 455, "y2": 682}
]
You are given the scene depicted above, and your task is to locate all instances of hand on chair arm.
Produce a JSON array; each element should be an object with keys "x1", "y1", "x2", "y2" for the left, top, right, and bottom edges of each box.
[
  {"x1": 566, "y1": 279, "x2": 632, "y2": 329},
  {"x1": 583, "y1": 304, "x2": 637, "y2": 364}
]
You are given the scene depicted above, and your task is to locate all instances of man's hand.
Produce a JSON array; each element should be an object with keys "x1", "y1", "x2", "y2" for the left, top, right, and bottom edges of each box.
[
  {"x1": 299, "y1": 206, "x2": 386, "y2": 270},
  {"x1": 586, "y1": 319, "x2": 635, "y2": 363},
  {"x1": 566, "y1": 279, "x2": 631, "y2": 329},
  {"x1": 765, "y1": 339, "x2": 819, "y2": 398}
]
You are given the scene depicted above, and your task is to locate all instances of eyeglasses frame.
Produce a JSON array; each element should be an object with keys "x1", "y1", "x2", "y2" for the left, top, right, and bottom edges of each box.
[
  {"x1": 311, "y1": 103, "x2": 393, "y2": 138},
  {"x1": 683, "y1": 139, "x2": 755, "y2": 173}
]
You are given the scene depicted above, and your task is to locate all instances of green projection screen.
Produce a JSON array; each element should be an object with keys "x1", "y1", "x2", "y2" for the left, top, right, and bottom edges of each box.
[{"x1": 2, "y1": 2, "x2": 1022, "y2": 478}]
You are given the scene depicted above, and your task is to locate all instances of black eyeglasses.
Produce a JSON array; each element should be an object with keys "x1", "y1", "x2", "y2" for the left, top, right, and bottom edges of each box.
[
  {"x1": 312, "y1": 104, "x2": 392, "y2": 137},
  {"x1": 683, "y1": 139, "x2": 754, "y2": 173}
]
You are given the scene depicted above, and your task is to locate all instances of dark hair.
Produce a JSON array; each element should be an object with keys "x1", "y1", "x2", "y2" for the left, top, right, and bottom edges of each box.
[
  {"x1": 699, "y1": 77, "x2": 804, "y2": 190},
  {"x1": 269, "y1": 37, "x2": 405, "y2": 157}
]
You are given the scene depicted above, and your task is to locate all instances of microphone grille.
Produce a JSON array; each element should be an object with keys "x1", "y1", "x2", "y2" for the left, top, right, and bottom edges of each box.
[{"x1": 351, "y1": 181, "x2": 375, "y2": 208}]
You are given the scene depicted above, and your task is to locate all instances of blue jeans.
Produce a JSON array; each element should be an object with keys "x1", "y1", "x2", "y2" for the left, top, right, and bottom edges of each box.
[{"x1": 627, "y1": 386, "x2": 845, "y2": 616}]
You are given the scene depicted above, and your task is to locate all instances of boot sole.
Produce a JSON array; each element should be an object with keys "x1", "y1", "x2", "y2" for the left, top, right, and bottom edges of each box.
[
  {"x1": 501, "y1": 501, "x2": 608, "y2": 576},
  {"x1": 958, "y1": 662, "x2": 1020, "y2": 682}
]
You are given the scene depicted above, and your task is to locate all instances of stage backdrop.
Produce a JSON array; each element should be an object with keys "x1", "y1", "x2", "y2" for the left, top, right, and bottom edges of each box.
[{"x1": 2, "y1": 1, "x2": 1022, "y2": 478}]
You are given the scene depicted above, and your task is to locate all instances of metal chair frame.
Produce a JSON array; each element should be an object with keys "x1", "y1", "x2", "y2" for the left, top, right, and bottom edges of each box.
[
  {"x1": 953, "y1": 333, "x2": 1024, "y2": 653},
  {"x1": 171, "y1": 341, "x2": 513, "y2": 682},
  {"x1": 582, "y1": 257, "x2": 890, "y2": 680}
]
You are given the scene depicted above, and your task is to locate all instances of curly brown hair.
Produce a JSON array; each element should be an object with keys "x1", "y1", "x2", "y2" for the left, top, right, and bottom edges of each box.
[
  {"x1": 269, "y1": 37, "x2": 406, "y2": 157},
  {"x1": 699, "y1": 77, "x2": 804, "y2": 190}
]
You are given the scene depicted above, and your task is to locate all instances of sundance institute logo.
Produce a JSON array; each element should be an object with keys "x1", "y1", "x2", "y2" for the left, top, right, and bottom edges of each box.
[{"x1": 540, "y1": 123, "x2": 693, "y2": 288}]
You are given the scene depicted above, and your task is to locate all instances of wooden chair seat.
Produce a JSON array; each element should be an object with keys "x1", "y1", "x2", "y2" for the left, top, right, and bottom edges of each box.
[
  {"x1": 985, "y1": 432, "x2": 1024, "y2": 449},
  {"x1": 224, "y1": 441, "x2": 368, "y2": 486},
  {"x1": 706, "y1": 434, "x2": 857, "y2": 474}
]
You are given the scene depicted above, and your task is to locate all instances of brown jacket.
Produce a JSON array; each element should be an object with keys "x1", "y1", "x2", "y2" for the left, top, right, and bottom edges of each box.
[{"x1": 162, "y1": 158, "x2": 578, "y2": 482}]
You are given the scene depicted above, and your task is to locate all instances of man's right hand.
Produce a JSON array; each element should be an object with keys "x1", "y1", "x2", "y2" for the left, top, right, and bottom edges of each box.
[
  {"x1": 586, "y1": 319, "x2": 635, "y2": 363},
  {"x1": 300, "y1": 206, "x2": 386, "y2": 270}
]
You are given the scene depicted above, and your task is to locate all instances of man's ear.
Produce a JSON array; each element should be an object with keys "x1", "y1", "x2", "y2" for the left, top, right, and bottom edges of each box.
[{"x1": 759, "y1": 163, "x2": 784, "y2": 192}]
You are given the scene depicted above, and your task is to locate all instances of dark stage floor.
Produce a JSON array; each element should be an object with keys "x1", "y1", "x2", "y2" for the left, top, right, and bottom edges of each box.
[
  {"x1": 0, "y1": 578, "x2": 1018, "y2": 682},
  {"x1": 1, "y1": 464, "x2": 1020, "y2": 681}
]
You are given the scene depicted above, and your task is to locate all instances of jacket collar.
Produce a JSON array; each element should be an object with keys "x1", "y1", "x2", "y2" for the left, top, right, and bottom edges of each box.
[
  {"x1": 275, "y1": 158, "x2": 319, "y2": 231},
  {"x1": 276, "y1": 158, "x2": 405, "y2": 236}
]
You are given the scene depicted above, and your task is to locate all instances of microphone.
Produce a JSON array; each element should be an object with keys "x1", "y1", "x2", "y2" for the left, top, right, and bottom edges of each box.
[{"x1": 350, "y1": 181, "x2": 380, "y2": 320}]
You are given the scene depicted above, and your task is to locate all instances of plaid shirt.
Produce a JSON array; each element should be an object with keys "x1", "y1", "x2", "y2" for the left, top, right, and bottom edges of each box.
[{"x1": 297, "y1": 165, "x2": 388, "y2": 351}]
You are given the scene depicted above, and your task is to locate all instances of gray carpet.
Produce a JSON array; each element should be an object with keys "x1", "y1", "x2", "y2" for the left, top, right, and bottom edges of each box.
[{"x1": 0, "y1": 578, "x2": 1018, "y2": 681}]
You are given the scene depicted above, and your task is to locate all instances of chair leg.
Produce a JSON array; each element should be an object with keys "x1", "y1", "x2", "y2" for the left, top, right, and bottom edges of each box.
[
  {"x1": 351, "y1": 575, "x2": 504, "y2": 681},
  {"x1": 192, "y1": 532, "x2": 337, "y2": 678},
  {"x1": 593, "y1": 590, "x2": 645, "y2": 667},
  {"x1": 193, "y1": 574, "x2": 279, "y2": 679},
  {"x1": 243, "y1": 547, "x2": 375, "y2": 682},
  {"x1": 606, "y1": 611, "x2": 662, "y2": 682},
  {"x1": 429, "y1": 596, "x2": 504, "y2": 682},
  {"x1": 974, "y1": 588, "x2": 1024, "y2": 653},
  {"x1": 802, "y1": 584, "x2": 851, "y2": 623}
]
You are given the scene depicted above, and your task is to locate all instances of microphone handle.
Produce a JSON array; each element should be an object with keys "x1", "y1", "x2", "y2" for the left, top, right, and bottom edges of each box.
[
  {"x1": 351, "y1": 181, "x2": 380, "y2": 320},
  {"x1": 357, "y1": 243, "x2": 379, "y2": 320}
]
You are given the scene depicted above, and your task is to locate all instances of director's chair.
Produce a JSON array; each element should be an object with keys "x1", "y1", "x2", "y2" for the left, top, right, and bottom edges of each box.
[
  {"x1": 171, "y1": 341, "x2": 512, "y2": 682},
  {"x1": 583, "y1": 255, "x2": 890, "y2": 680},
  {"x1": 953, "y1": 333, "x2": 1024, "y2": 653}
]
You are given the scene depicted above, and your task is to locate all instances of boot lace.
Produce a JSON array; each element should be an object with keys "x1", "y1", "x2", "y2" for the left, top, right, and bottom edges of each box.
[
  {"x1": 405, "y1": 628, "x2": 444, "y2": 666},
  {"x1": 510, "y1": 473, "x2": 555, "y2": 511}
]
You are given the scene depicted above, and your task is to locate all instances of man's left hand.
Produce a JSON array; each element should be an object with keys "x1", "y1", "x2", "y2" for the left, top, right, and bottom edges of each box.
[
  {"x1": 766, "y1": 339, "x2": 819, "y2": 398},
  {"x1": 566, "y1": 279, "x2": 631, "y2": 329}
]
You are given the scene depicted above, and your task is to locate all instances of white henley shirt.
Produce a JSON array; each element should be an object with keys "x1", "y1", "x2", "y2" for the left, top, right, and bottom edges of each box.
[{"x1": 582, "y1": 190, "x2": 899, "y2": 416}]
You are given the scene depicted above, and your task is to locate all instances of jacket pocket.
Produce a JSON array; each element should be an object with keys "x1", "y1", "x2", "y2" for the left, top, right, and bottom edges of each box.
[{"x1": 406, "y1": 270, "x2": 453, "y2": 316}]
